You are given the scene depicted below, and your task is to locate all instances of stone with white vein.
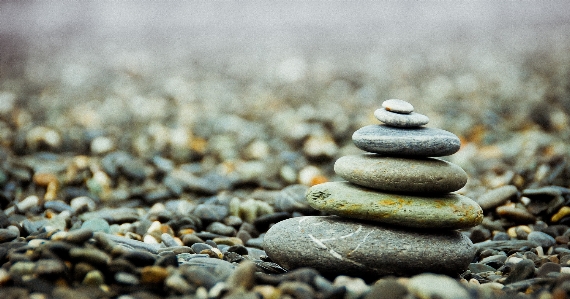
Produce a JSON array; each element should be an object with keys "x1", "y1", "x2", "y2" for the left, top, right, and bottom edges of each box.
[{"x1": 263, "y1": 216, "x2": 476, "y2": 278}]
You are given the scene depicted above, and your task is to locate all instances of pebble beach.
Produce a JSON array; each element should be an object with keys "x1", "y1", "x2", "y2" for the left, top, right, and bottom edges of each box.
[{"x1": 2, "y1": 2, "x2": 570, "y2": 298}]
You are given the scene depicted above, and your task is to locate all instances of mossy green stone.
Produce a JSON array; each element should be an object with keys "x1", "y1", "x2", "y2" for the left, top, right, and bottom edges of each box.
[
  {"x1": 334, "y1": 154, "x2": 468, "y2": 193},
  {"x1": 306, "y1": 181, "x2": 483, "y2": 229}
]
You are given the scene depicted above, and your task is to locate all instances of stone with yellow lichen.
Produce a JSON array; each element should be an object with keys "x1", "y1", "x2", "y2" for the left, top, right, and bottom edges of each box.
[{"x1": 306, "y1": 181, "x2": 483, "y2": 229}]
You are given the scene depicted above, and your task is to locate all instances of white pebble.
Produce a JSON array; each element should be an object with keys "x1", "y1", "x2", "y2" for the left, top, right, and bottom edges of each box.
[
  {"x1": 70, "y1": 196, "x2": 97, "y2": 212},
  {"x1": 245, "y1": 140, "x2": 270, "y2": 160},
  {"x1": 90, "y1": 136, "x2": 115, "y2": 154},
  {"x1": 17, "y1": 195, "x2": 39, "y2": 212},
  {"x1": 468, "y1": 278, "x2": 480, "y2": 285},
  {"x1": 50, "y1": 231, "x2": 67, "y2": 241},
  {"x1": 149, "y1": 203, "x2": 167, "y2": 214},
  {"x1": 303, "y1": 134, "x2": 338, "y2": 158},
  {"x1": 506, "y1": 256, "x2": 523, "y2": 265},
  {"x1": 298, "y1": 165, "x2": 323, "y2": 186},
  {"x1": 144, "y1": 234, "x2": 160, "y2": 244},
  {"x1": 28, "y1": 239, "x2": 49, "y2": 248},
  {"x1": 280, "y1": 165, "x2": 298, "y2": 184},
  {"x1": 382, "y1": 99, "x2": 414, "y2": 114}
]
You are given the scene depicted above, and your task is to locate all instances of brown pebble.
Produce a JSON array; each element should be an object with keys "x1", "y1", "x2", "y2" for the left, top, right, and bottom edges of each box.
[
  {"x1": 552, "y1": 287, "x2": 568, "y2": 299},
  {"x1": 182, "y1": 234, "x2": 204, "y2": 246},
  {"x1": 227, "y1": 260, "x2": 256, "y2": 290},
  {"x1": 200, "y1": 248, "x2": 223, "y2": 259},
  {"x1": 556, "y1": 235, "x2": 570, "y2": 245},
  {"x1": 507, "y1": 227, "x2": 518, "y2": 238},
  {"x1": 496, "y1": 206, "x2": 536, "y2": 223},
  {"x1": 33, "y1": 172, "x2": 59, "y2": 186},
  {"x1": 179, "y1": 228, "x2": 196, "y2": 235},
  {"x1": 140, "y1": 266, "x2": 169, "y2": 284},
  {"x1": 548, "y1": 255, "x2": 560, "y2": 264},
  {"x1": 212, "y1": 237, "x2": 244, "y2": 246}
]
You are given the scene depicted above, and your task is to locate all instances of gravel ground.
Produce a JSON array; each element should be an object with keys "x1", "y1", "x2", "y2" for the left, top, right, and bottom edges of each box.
[{"x1": 1, "y1": 2, "x2": 570, "y2": 298}]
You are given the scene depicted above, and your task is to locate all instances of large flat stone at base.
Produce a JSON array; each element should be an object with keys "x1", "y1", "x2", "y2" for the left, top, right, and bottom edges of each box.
[
  {"x1": 263, "y1": 216, "x2": 476, "y2": 278},
  {"x1": 307, "y1": 182, "x2": 483, "y2": 229}
]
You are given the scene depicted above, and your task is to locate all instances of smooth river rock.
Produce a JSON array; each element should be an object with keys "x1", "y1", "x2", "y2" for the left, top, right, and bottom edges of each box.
[
  {"x1": 334, "y1": 154, "x2": 467, "y2": 193},
  {"x1": 374, "y1": 109, "x2": 429, "y2": 128},
  {"x1": 306, "y1": 182, "x2": 482, "y2": 229},
  {"x1": 352, "y1": 125, "x2": 461, "y2": 157},
  {"x1": 263, "y1": 216, "x2": 476, "y2": 278},
  {"x1": 476, "y1": 185, "x2": 518, "y2": 210},
  {"x1": 381, "y1": 99, "x2": 414, "y2": 114}
]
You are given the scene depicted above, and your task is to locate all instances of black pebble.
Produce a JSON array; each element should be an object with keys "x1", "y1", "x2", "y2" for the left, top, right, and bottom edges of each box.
[
  {"x1": 64, "y1": 228, "x2": 94, "y2": 244},
  {"x1": 155, "y1": 253, "x2": 178, "y2": 268},
  {"x1": 121, "y1": 250, "x2": 157, "y2": 267},
  {"x1": 253, "y1": 212, "x2": 291, "y2": 232},
  {"x1": 227, "y1": 245, "x2": 249, "y2": 256}
]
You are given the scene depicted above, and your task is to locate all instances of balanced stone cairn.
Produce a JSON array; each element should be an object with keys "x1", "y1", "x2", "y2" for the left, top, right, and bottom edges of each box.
[{"x1": 264, "y1": 99, "x2": 484, "y2": 279}]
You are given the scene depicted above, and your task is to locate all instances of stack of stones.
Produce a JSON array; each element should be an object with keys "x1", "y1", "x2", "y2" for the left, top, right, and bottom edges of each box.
[{"x1": 264, "y1": 99, "x2": 484, "y2": 279}]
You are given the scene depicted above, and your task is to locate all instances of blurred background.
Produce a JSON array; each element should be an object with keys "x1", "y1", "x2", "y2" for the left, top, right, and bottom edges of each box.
[{"x1": 1, "y1": 1, "x2": 570, "y2": 193}]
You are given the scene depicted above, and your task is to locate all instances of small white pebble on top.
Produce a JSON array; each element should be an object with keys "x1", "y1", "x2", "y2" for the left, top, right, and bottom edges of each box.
[{"x1": 382, "y1": 99, "x2": 414, "y2": 114}]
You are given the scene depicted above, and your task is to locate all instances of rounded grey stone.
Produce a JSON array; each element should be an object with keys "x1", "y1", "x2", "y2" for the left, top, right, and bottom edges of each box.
[
  {"x1": 179, "y1": 257, "x2": 236, "y2": 281},
  {"x1": 263, "y1": 216, "x2": 476, "y2": 278},
  {"x1": 476, "y1": 185, "x2": 518, "y2": 210},
  {"x1": 382, "y1": 99, "x2": 414, "y2": 114},
  {"x1": 527, "y1": 231, "x2": 556, "y2": 248},
  {"x1": 81, "y1": 218, "x2": 111, "y2": 233},
  {"x1": 352, "y1": 125, "x2": 461, "y2": 157},
  {"x1": 307, "y1": 181, "x2": 483, "y2": 229},
  {"x1": 205, "y1": 222, "x2": 236, "y2": 236},
  {"x1": 334, "y1": 154, "x2": 467, "y2": 193},
  {"x1": 0, "y1": 228, "x2": 19, "y2": 243},
  {"x1": 374, "y1": 109, "x2": 429, "y2": 127},
  {"x1": 274, "y1": 184, "x2": 314, "y2": 213},
  {"x1": 64, "y1": 228, "x2": 94, "y2": 244}
]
